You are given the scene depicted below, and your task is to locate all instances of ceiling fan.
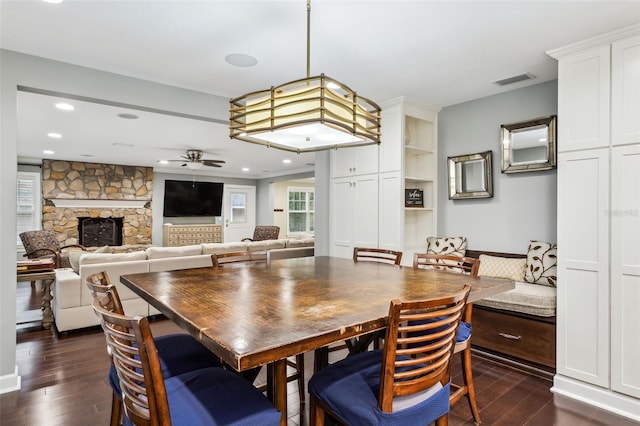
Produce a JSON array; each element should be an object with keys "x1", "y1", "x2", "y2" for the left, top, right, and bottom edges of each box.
[{"x1": 168, "y1": 149, "x2": 225, "y2": 170}]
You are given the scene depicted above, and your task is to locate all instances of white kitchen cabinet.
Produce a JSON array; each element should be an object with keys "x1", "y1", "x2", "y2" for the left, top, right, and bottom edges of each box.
[
  {"x1": 549, "y1": 25, "x2": 640, "y2": 420},
  {"x1": 330, "y1": 173, "x2": 378, "y2": 259}
]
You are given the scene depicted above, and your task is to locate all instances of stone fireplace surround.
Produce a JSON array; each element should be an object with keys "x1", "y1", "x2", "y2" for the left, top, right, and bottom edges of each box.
[{"x1": 41, "y1": 160, "x2": 153, "y2": 247}]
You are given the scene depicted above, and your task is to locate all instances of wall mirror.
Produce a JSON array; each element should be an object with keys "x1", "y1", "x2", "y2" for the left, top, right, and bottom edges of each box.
[
  {"x1": 500, "y1": 115, "x2": 556, "y2": 173},
  {"x1": 447, "y1": 151, "x2": 493, "y2": 200}
]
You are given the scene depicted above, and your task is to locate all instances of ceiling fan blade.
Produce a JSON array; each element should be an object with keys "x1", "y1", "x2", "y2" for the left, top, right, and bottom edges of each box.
[
  {"x1": 203, "y1": 162, "x2": 222, "y2": 168},
  {"x1": 202, "y1": 160, "x2": 225, "y2": 166}
]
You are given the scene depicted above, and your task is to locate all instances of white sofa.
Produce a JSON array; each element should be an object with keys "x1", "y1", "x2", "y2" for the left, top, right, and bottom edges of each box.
[{"x1": 53, "y1": 238, "x2": 314, "y2": 332}]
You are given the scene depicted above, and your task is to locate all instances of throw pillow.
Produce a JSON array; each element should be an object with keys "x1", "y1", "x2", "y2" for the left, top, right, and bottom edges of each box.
[
  {"x1": 478, "y1": 254, "x2": 526, "y2": 281},
  {"x1": 426, "y1": 236, "x2": 467, "y2": 256},
  {"x1": 524, "y1": 241, "x2": 558, "y2": 286}
]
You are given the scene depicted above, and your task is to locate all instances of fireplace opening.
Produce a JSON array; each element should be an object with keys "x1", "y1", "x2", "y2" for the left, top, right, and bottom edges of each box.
[{"x1": 78, "y1": 217, "x2": 123, "y2": 247}]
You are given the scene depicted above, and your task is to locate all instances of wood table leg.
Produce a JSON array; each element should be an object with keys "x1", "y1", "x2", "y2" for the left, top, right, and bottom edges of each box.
[
  {"x1": 314, "y1": 346, "x2": 328, "y2": 372},
  {"x1": 41, "y1": 278, "x2": 54, "y2": 329},
  {"x1": 273, "y1": 359, "x2": 287, "y2": 426}
]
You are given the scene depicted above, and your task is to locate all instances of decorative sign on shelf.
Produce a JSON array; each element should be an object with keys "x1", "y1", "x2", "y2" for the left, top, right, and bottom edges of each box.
[{"x1": 405, "y1": 189, "x2": 424, "y2": 207}]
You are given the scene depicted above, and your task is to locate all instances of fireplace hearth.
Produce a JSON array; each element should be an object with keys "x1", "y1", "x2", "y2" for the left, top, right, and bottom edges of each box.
[{"x1": 78, "y1": 217, "x2": 123, "y2": 247}]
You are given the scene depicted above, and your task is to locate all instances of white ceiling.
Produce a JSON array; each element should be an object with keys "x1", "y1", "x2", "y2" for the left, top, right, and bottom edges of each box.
[{"x1": 2, "y1": 0, "x2": 639, "y2": 178}]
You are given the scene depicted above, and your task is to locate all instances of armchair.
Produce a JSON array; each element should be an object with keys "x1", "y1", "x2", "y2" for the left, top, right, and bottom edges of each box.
[
  {"x1": 241, "y1": 225, "x2": 280, "y2": 242},
  {"x1": 20, "y1": 230, "x2": 85, "y2": 269}
]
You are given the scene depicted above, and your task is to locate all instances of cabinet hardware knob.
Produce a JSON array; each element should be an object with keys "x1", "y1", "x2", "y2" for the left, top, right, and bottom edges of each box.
[{"x1": 498, "y1": 332, "x2": 521, "y2": 340}]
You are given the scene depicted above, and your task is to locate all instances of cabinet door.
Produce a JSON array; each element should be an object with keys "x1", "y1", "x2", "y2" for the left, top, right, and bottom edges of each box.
[
  {"x1": 352, "y1": 174, "x2": 379, "y2": 249},
  {"x1": 611, "y1": 144, "x2": 640, "y2": 398},
  {"x1": 378, "y1": 171, "x2": 402, "y2": 251},
  {"x1": 330, "y1": 145, "x2": 379, "y2": 177},
  {"x1": 330, "y1": 177, "x2": 354, "y2": 257},
  {"x1": 557, "y1": 45, "x2": 610, "y2": 152},
  {"x1": 557, "y1": 148, "x2": 609, "y2": 387},
  {"x1": 612, "y1": 36, "x2": 640, "y2": 146}
]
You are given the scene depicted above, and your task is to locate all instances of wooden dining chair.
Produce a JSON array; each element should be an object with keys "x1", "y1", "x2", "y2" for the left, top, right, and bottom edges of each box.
[
  {"x1": 353, "y1": 247, "x2": 403, "y2": 266},
  {"x1": 210, "y1": 250, "x2": 267, "y2": 267},
  {"x1": 211, "y1": 251, "x2": 307, "y2": 404},
  {"x1": 308, "y1": 285, "x2": 471, "y2": 426},
  {"x1": 85, "y1": 271, "x2": 225, "y2": 426},
  {"x1": 91, "y1": 290, "x2": 281, "y2": 426},
  {"x1": 413, "y1": 252, "x2": 482, "y2": 424}
]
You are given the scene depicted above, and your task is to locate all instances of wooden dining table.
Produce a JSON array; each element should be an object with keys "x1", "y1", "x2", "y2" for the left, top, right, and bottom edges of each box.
[{"x1": 120, "y1": 255, "x2": 514, "y2": 425}]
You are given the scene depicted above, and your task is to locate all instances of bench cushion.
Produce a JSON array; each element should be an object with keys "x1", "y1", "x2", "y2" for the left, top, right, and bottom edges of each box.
[{"x1": 475, "y1": 281, "x2": 556, "y2": 317}]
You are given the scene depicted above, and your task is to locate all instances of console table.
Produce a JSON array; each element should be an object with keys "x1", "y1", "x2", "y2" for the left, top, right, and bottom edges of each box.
[
  {"x1": 17, "y1": 270, "x2": 56, "y2": 329},
  {"x1": 163, "y1": 224, "x2": 222, "y2": 246}
]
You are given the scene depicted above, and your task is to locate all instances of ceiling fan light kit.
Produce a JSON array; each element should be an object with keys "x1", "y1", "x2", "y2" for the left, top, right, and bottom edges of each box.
[{"x1": 229, "y1": 0, "x2": 381, "y2": 154}]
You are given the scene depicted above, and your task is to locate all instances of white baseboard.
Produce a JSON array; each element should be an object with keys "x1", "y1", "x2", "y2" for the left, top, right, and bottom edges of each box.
[
  {"x1": 0, "y1": 366, "x2": 21, "y2": 394},
  {"x1": 552, "y1": 374, "x2": 640, "y2": 422}
]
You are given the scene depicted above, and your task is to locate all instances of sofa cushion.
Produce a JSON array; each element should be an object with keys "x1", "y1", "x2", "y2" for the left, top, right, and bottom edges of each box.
[
  {"x1": 79, "y1": 251, "x2": 147, "y2": 266},
  {"x1": 149, "y1": 255, "x2": 213, "y2": 272},
  {"x1": 285, "y1": 238, "x2": 315, "y2": 248},
  {"x1": 201, "y1": 242, "x2": 249, "y2": 255},
  {"x1": 475, "y1": 281, "x2": 556, "y2": 317},
  {"x1": 247, "y1": 240, "x2": 286, "y2": 252},
  {"x1": 524, "y1": 241, "x2": 557, "y2": 287},
  {"x1": 426, "y1": 236, "x2": 467, "y2": 256},
  {"x1": 69, "y1": 245, "x2": 111, "y2": 273},
  {"x1": 146, "y1": 245, "x2": 202, "y2": 259},
  {"x1": 478, "y1": 254, "x2": 526, "y2": 281}
]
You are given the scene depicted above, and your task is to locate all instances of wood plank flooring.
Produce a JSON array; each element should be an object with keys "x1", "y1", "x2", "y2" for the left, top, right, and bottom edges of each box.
[{"x1": 2, "y1": 281, "x2": 638, "y2": 425}]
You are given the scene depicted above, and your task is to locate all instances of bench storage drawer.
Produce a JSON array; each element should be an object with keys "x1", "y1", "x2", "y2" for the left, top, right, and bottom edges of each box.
[{"x1": 472, "y1": 306, "x2": 556, "y2": 369}]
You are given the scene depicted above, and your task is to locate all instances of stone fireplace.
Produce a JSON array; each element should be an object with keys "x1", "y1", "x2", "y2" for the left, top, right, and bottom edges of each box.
[{"x1": 41, "y1": 160, "x2": 153, "y2": 247}]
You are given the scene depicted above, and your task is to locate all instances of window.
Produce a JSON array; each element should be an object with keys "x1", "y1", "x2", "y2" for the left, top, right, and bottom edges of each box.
[
  {"x1": 17, "y1": 172, "x2": 41, "y2": 251},
  {"x1": 230, "y1": 192, "x2": 247, "y2": 223},
  {"x1": 288, "y1": 187, "x2": 314, "y2": 234}
]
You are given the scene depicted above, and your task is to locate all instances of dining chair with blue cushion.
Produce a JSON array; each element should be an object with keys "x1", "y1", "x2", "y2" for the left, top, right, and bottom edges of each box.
[
  {"x1": 85, "y1": 271, "x2": 227, "y2": 426},
  {"x1": 91, "y1": 289, "x2": 281, "y2": 426},
  {"x1": 308, "y1": 284, "x2": 471, "y2": 426},
  {"x1": 413, "y1": 253, "x2": 482, "y2": 424}
]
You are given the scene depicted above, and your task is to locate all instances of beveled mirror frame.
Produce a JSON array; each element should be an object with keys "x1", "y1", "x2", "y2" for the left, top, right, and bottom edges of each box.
[
  {"x1": 447, "y1": 150, "x2": 493, "y2": 200},
  {"x1": 500, "y1": 115, "x2": 557, "y2": 173}
]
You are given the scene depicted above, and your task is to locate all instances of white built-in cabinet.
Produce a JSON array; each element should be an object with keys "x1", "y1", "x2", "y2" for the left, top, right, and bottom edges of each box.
[
  {"x1": 330, "y1": 144, "x2": 379, "y2": 259},
  {"x1": 329, "y1": 97, "x2": 440, "y2": 264},
  {"x1": 549, "y1": 24, "x2": 640, "y2": 419},
  {"x1": 379, "y1": 98, "x2": 439, "y2": 265}
]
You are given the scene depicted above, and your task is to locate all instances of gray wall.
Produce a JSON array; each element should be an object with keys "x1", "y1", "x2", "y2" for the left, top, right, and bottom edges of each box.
[{"x1": 437, "y1": 80, "x2": 558, "y2": 254}]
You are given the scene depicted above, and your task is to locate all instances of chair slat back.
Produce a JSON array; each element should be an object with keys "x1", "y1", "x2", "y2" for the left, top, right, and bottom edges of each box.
[
  {"x1": 378, "y1": 285, "x2": 471, "y2": 412},
  {"x1": 85, "y1": 271, "x2": 126, "y2": 315},
  {"x1": 413, "y1": 253, "x2": 480, "y2": 276},
  {"x1": 353, "y1": 247, "x2": 403, "y2": 266},
  {"x1": 211, "y1": 251, "x2": 267, "y2": 267},
  {"x1": 93, "y1": 292, "x2": 170, "y2": 426}
]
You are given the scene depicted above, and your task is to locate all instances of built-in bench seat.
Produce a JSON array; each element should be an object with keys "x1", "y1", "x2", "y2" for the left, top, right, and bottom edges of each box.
[{"x1": 465, "y1": 249, "x2": 557, "y2": 374}]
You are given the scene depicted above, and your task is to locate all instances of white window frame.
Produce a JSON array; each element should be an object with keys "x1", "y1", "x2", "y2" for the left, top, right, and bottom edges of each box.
[
  {"x1": 17, "y1": 171, "x2": 42, "y2": 252},
  {"x1": 287, "y1": 186, "x2": 314, "y2": 235}
]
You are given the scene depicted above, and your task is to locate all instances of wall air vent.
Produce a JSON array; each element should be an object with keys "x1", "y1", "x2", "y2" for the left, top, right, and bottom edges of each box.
[{"x1": 494, "y1": 73, "x2": 536, "y2": 86}]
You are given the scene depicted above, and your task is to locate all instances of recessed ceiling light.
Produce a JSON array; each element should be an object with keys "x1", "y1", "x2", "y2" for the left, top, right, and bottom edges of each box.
[
  {"x1": 113, "y1": 142, "x2": 134, "y2": 147},
  {"x1": 242, "y1": 167, "x2": 250, "y2": 172},
  {"x1": 225, "y1": 53, "x2": 258, "y2": 68},
  {"x1": 158, "y1": 160, "x2": 169, "y2": 165},
  {"x1": 282, "y1": 159, "x2": 292, "y2": 164},
  {"x1": 118, "y1": 113, "x2": 139, "y2": 120},
  {"x1": 43, "y1": 150, "x2": 55, "y2": 155},
  {"x1": 55, "y1": 103, "x2": 74, "y2": 111},
  {"x1": 47, "y1": 132, "x2": 62, "y2": 139},
  {"x1": 42, "y1": 0, "x2": 64, "y2": 4}
]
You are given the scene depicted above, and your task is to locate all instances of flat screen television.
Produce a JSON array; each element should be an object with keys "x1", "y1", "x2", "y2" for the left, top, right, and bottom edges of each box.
[{"x1": 163, "y1": 180, "x2": 223, "y2": 217}]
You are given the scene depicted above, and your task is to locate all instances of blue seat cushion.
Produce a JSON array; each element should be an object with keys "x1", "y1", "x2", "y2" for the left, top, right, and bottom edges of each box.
[
  {"x1": 123, "y1": 367, "x2": 281, "y2": 426},
  {"x1": 457, "y1": 321, "x2": 472, "y2": 343},
  {"x1": 109, "y1": 333, "x2": 223, "y2": 397},
  {"x1": 309, "y1": 350, "x2": 450, "y2": 425}
]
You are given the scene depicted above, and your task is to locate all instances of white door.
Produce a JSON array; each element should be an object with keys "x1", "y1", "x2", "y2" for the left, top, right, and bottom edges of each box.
[{"x1": 222, "y1": 185, "x2": 256, "y2": 242}]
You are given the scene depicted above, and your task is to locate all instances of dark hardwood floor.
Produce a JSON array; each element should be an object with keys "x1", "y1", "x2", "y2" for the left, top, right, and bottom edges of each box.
[{"x1": 2, "y1": 281, "x2": 638, "y2": 425}]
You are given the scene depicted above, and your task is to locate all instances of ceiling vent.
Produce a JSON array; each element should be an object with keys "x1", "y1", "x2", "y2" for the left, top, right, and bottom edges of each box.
[{"x1": 494, "y1": 73, "x2": 536, "y2": 86}]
